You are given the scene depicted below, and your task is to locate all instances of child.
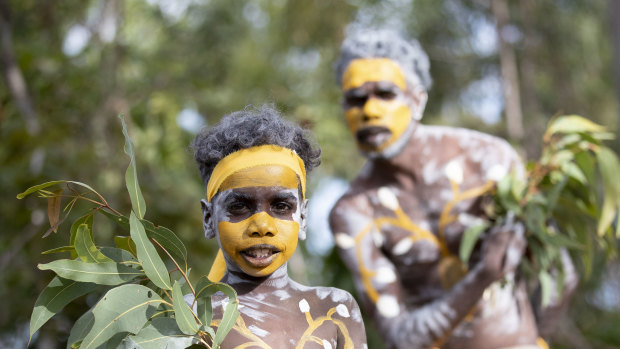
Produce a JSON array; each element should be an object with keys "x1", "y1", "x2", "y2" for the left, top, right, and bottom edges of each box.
[{"x1": 190, "y1": 105, "x2": 367, "y2": 349}]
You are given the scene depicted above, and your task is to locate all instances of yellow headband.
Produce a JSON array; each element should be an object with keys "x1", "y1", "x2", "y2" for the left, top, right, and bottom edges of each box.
[{"x1": 206, "y1": 145, "x2": 306, "y2": 202}]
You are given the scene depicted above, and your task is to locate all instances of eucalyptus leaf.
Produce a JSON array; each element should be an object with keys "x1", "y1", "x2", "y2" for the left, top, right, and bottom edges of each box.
[
  {"x1": 214, "y1": 298, "x2": 240, "y2": 348},
  {"x1": 74, "y1": 224, "x2": 113, "y2": 263},
  {"x1": 114, "y1": 236, "x2": 138, "y2": 257},
  {"x1": 172, "y1": 281, "x2": 200, "y2": 335},
  {"x1": 70, "y1": 213, "x2": 95, "y2": 259},
  {"x1": 47, "y1": 189, "x2": 63, "y2": 233},
  {"x1": 192, "y1": 277, "x2": 239, "y2": 347},
  {"x1": 539, "y1": 270, "x2": 554, "y2": 307},
  {"x1": 124, "y1": 318, "x2": 197, "y2": 349},
  {"x1": 102, "y1": 210, "x2": 187, "y2": 270},
  {"x1": 130, "y1": 212, "x2": 172, "y2": 290},
  {"x1": 120, "y1": 115, "x2": 147, "y2": 219},
  {"x1": 545, "y1": 115, "x2": 606, "y2": 137},
  {"x1": 459, "y1": 223, "x2": 489, "y2": 264},
  {"x1": 29, "y1": 277, "x2": 98, "y2": 340},
  {"x1": 67, "y1": 309, "x2": 94, "y2": 349},
  {"x1": 38, "y1": 260, "x2": 144, "y2": 285},
  {"x1": 80, "y1": 284, "x2": 167, "y2": 349},
  {"x1": 16, "y1": 180, "x2": 101, "y2": 200}
]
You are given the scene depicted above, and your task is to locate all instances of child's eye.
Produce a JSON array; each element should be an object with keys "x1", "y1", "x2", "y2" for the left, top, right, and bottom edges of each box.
[{"x1": 227, "y1": 202, "x2": 248, "y2": 212}]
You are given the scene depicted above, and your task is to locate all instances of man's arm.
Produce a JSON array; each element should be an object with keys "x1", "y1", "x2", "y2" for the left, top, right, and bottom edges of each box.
[{"x1": 330, "y1": 198, "x2": 526, "y2": 348}]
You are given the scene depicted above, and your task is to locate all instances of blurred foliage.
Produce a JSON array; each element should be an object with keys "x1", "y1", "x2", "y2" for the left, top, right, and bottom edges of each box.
[{"x1": 1, "y1": 0, "x2": 619, "y2": 348}]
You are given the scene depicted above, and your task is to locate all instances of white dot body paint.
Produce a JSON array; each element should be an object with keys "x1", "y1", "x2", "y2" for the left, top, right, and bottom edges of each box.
[
  {"x1": 335, "y1": 233, "x2": 356, "y2": 249},
  {"x1": 375, "y1": 266, "x2": 397, "y2": 284},
  {"x1": 377, "y1": 187, "x2": 399, "y2": 210},
  {"x1": 444, "y1": 160, "x2": 464, "y2": 184},
  {"x1": 299, "y1": 298, "x2": 310, "y2": 313},
  {"x1": 372, "y1": 230, "x2": 384, "y2": 247},
  {"x1": 377, "y1": 295, "x2": 400, "y2": 318},
  {"x1": 322, "y1": 339, "x2": 333, "y2": 349},
  {"x1": 392, "y1": 238, "x2": 413, "y2": 255},
  {"x1": 336, "y1": 304, "x2": 350, "y2": 318},
  {"x1": 487, "y1": 164, "x2": 507, "y2": 182},
  {"x1": 457, "y1": 213, "x2": 485, "y2": 228}
]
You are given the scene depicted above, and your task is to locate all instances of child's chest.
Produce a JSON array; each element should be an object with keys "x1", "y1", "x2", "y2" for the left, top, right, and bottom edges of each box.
[{"x1": 212, "y1": 294, "x2": 341, "y2": 349}]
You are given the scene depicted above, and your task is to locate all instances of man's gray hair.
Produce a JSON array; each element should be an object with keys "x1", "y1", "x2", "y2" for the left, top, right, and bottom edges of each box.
[
  {"x1": 192, "y1": 105, "x2": 321, "y2": 187},
  {"x1": 335, "y1": 29, "x2": 432, "y2": 91}
]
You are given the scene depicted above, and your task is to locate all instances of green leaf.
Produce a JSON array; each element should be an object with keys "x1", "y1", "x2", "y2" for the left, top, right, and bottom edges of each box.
[
  {"x1": 102, "y1": 210, "x2": 187, "y2": 271},
  {"x1": 120, "y1": 115, "x2": 147, "y2": 219},
  {"x1": 114, "y1": 236, "x2": 137, "y2": 257},
  {"x1": 130, "y1": 212, "x2": 172, "y2": 290},
  {"x1": 459, "y1": 222, "x2": 489, "y2": 264},
  {"x1": 67, "y1": 309, "x2": 94, "y2": 348},
  {"x1": 497, "y1": 174, "x2": 521, "y2": 214},
  {"x1": 69, "y1": 213, "x2": 95, "y2": 259},
  {"x1": 74, "y1": 224, "x2": 113, "y2": 263},
  {"x1": 193, "y1": 277, "x2": 239, "y2": 347},
  {"x1": 29, "y1": 277, "x2": 98, "y2": 341},
  {"x1": 38, "y1": 260, "x2": 144, "y2": 285},
  {"x1": 124, "y1": 318, "x2": 197, "y2": 349},
  {"x1": 172, "y1": 281, "x2": 200, "y2": 335},
  {"x1": 80, "y1": 284, "x2": 167, "y2": 349},
  {"x1": 17, "y1": 180, "x2": 101, "y2": 200},
  {"x1": 560, "y1": 161, "x2": 587, "y2": 184},
  {"x1": 596, "y1": 147, "x2": 620, "y2": 237},
  {"x1": 546, "y1": 115, "x2": 606, "y2": 137},
  {"x1": 100, "y1": 247, "x2": 138, "y2": 263},
  {"x1": 214, "y1": 296, "x2": 240, "y2": 348},
  {"x1": 41, "y1": 246, "x2": 75, "y2": 255},
  {"x1": 539, "y1": 270, "x2": 554, "y2": 307}
]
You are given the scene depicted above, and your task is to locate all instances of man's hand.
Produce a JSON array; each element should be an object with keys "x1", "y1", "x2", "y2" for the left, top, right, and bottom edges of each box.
[{"x1": 479, "y1": 212, "x2": 526, "y2": 282}]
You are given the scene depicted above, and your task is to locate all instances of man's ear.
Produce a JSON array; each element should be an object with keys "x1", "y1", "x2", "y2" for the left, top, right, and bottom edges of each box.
[
  {"x1": 409, "y1": 87, "x2": 428, "y2": 121},
  {"x1": 201, "y1": 199, "x2": 216, "y2": 239},
  {"x1": 298, "y1": 199, "x2": 309, "y2": 241}
]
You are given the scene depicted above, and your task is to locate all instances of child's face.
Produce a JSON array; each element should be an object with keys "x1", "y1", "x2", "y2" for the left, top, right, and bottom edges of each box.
[{"x1": 209, "y1": 165, "x2": 303, "y2": 277}]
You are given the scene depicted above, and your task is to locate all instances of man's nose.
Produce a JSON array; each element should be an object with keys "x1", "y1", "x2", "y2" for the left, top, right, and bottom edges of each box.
[
  {"x1": 362, "y1": 98, "x2": 382, "y2": 121},
  {"x1": 247, "y1": 212, "x2": 277, "y2": 237}
]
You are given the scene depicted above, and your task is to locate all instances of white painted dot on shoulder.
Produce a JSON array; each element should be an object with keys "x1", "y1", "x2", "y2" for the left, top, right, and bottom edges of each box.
[
  {"x1": 322, "y1": 339, "x2": 333, "y2": 349},
  {"x1": 487, "y1": 164, "x2": 508, "y2": 182},
  {"x1": 336, "y1": 304, "x2": 350, "y2": 318},
  {"x1": 335, "y1": 233, "x2": 356, "y2": 249},
  {"x1": 299, "y1": 299, "x2": 310, "y2": 313},
  {"x1": 377, "y1": 295, "x2": 400, "y2": 318},
  {"x1": 374, "y1": 266, "x2": 397, "y2": 284},
  {"x1": 392, "y1": 238, "x2": 413, "y2": 256},
  {"x1": 377, "y1": 187, "x2": 399, "y2": 210},
  {"x1": 444, "y1": 160, "x2": 464, "y2": 184}
]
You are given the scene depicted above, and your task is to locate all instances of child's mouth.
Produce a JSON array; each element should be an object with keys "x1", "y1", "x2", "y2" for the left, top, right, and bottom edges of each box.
[{"x1": 241, "y1": 244, "x2": 281, "y2": 267}]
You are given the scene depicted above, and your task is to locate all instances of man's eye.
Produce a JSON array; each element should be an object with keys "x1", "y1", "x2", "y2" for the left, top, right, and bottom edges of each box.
[
  {"x1": 272, "y1": 202, "x2": 292, "y2": 212},
  {"x1": 376, "y1": 90, "x2": 396, "y2": 100}
]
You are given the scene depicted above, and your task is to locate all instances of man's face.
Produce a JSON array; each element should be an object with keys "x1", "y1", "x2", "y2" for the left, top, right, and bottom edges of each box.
[
  {"x1": 208, "y1": 165, "x2": 303, "y2": 277},
  {"x1": 341, "y1": 58, "x2": 418, "y2": 154}
]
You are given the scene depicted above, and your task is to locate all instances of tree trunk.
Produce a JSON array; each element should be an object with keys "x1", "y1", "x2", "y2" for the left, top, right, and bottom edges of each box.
[{"x1": 492, "y1": 0, "x2": 524, "y2": 142}]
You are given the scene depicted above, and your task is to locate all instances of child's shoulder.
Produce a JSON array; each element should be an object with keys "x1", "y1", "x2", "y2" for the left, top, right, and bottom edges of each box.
[{"x1": 290, "y1": 282, "x2": 362, "y2": 316}]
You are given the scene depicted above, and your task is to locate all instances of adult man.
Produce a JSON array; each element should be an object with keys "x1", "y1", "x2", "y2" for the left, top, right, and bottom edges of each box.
[
  {"x1": 192, "y1": 106, "x2": 367, "y2": 348},
  {"x1": 329, "y1": 30, "x2": 557, "y2": 348}
]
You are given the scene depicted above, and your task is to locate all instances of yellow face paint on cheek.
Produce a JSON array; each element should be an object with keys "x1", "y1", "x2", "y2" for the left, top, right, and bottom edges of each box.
[
  {"x1": 342, "y1": 58, "x2": 407, "y2": 91},
  {"x1": 345, "y1": 99, "x2": 412, "y2": 151},
  {"x1": 218, "y1": 212, "x2": 299, "y2": 277}
]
